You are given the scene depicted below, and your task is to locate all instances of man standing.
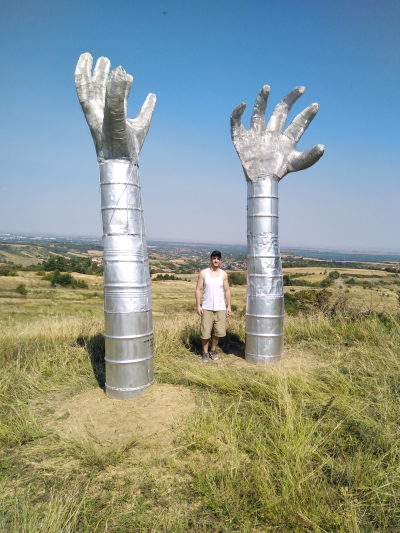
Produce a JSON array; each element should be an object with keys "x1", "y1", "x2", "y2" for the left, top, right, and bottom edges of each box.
[{"x1": 195, "y1": 251, "x2": 232, "y2": 362}]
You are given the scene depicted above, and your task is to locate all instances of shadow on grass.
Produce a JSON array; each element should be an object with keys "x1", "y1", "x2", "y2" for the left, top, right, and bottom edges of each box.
[
  {"x1": 181, "y1": 326, "x2": 245, "y2": 359},
  {"x1": 77, "y1": 334, "x2": 106, "y2": 389}
]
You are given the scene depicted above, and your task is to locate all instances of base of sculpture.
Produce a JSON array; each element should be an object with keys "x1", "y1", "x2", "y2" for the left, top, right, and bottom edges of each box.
[
  {"x1": 245, "y1": 353, "x2": 282, "y2": 365},
  {"x1": 105, "y1": 377, "x2": 154, "y2": 400}
]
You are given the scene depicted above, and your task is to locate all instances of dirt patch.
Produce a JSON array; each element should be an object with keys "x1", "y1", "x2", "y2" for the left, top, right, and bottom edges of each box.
[
  {"x1": 48, "y1": 384, "x2": 196, "y2": 449},
  {"x1": 203, "y1": 345, "x2": 319, "y2": 374}
]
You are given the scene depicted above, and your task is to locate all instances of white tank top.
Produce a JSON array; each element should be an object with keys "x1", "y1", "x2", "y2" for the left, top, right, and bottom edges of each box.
[{"x1": 202, "y1": 268, "x2": 226, "y2": 311}]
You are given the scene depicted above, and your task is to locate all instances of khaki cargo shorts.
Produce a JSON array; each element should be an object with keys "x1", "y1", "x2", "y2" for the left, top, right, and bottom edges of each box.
[{"x1": 201, "y1": 309, "x2": 227, "y2": 339}]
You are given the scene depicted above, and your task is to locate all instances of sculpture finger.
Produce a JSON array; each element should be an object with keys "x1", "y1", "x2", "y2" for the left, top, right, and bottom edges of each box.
[
  {"x1": 128, "y1": 93, "x2": 157, "y2": 151},
  {"x1": 289, "y1": 144, "x2": 325, "y2": 172},
  {"x1": 123, "y1": 74, "x2": 133, "y2": 116},
  {"x1": 74, "y1": 53, "x2": 93, "y2": 107},
  {"x1": 284, "y1": 103, "x2": 319, "y2": 143},
  {"x1": 92, "y1": 56, "x2": 111, "y2": 105},
  {"x1": 230, "y1": 102, "x2": 247, "y2": 140},
  {"x1": 266, "y1": 86, "x2": 305, "y2": 133},
  {"x1": 105, "y1": 66, "x2": 129, "y2": 128},
  {"x1": 250, "y1": 85, "x2": 270, "y2": 133}
]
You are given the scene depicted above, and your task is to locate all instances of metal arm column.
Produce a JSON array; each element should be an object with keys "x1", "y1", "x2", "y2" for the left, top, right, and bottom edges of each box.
[
  {"x1": 100, "y1": 160, "x2": 153, "y2": 399},
  {"x1": 246, "y1": 177, "x2": 284, "y2": 363}
]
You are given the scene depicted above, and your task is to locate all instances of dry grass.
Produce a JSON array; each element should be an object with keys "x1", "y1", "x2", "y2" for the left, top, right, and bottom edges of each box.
[{"x1": 1, "y1": 276, "x2": 400, "y2": 531}]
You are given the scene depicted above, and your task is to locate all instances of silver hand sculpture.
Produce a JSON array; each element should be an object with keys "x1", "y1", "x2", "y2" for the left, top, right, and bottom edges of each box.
[
  {"x1": 231, "y1": 86, "x2": 324, "y2": 363},
  {"x1": 75, "y1": 53, "x2": 156, "y2": 398}
]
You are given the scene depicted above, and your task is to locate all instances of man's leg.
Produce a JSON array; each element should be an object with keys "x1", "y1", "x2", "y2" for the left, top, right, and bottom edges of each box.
[
  {"x1": 209, "y1": 335, "x2": 220, "y2": 360},
  {"x1": 200, "y1": 310, "x2": 213, "y2": 362},
  {"x1": 209, "y1": 311, "x2": 227, "y2": 361},
  {"x1": 202, "y1": 338, "x2": 209, "y2": 354},
  {"x1": 210, "y1": 335, "x2": 220, "y2": 351}
]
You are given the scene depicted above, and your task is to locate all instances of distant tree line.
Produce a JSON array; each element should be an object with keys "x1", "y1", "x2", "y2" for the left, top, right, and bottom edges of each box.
[
  {"x1": 153, "y1": 274, "x2": 190, "y2": 281},
  {"x1": 282, "y1": 259, "x2": 389, "y2": 270},
  {"x1": 42, "y1": 255, "x2": 103, "y2": 275},
  {"x1": 284, "y1": 270, "x2": 340, "y2": 288}
]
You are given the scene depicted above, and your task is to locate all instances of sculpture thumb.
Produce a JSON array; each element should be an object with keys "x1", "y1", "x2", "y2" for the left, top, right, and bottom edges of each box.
[
  {"x1": 289, "y1": 144, "x2": 325, "y2": 172},
  {"x1": 134, "y1": 93, "x2": 157, "y2": 152}
]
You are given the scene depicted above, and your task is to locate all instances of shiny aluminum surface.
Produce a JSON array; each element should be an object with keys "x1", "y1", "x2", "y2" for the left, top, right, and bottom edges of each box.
[
  {"x1": 75, "y1": 53, "x2": 156, "y2": 398},
  {"x1": 231, "y1": 85, "x2": 324, "y2": 364}
]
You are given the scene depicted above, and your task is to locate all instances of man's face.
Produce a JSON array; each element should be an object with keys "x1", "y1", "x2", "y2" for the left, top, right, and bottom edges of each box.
[{"x1": 210, "y1": 255, "x2": 221, "y2": 267}]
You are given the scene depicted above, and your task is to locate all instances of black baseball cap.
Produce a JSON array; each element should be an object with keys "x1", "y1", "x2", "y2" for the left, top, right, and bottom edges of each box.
[{"x1": 210, "y1": 250, "x2": 222, "y2": 258}]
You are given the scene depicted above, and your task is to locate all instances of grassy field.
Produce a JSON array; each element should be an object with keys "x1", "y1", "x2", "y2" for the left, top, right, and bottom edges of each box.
[{"x1": 1, "y1": 269, "x2": 400, "y2": 532}]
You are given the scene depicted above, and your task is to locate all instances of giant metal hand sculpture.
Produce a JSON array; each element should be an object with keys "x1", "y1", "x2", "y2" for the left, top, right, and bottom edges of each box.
[
  {"x1": 231, "y1": 86, "x2": 324, "y2": 363},
  {"x1": 75, "y1": 53, "x2": 156, "y2": 398}
]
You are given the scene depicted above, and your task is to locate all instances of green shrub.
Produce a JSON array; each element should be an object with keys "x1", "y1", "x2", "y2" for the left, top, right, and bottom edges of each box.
[
  {"x1": 42, "y1": 269, "x2": 88, "y2": 289},
  {"x1": 0, "y1": 265, "x2": 17, "y2": 277},
  {"x1": 290, "y1": 279, "x2": 309, "y2": 286},
  {"x1": 320, "y1": 277, "x2": 333, "y2": 288},
  {"x1": 228, "y1": 272, "x2": 246, "y2": 285},
  {"x1": 315, "y1": 289, "x2": 331, "y2": 309},
  {"x1": 346, "y1": 278, "x2": 356, "y2": 285},
  {"x1": 295, "y1": 290, "x2": 316, "y2": 302},
  {"x1": 15, "y1": 283, "x2": 27, "y2": 296},
  {"x1": 284, "y1": 292, "x2": 299, "y2": 314}
]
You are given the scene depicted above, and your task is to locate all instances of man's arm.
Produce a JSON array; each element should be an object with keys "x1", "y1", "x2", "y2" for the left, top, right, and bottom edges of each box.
[
  {"x1": 195, "y1": 270, "x2": 205, "y2": 316},
  {"x1": 223, "y1": 273, "x2": 232, "y2": 317}
]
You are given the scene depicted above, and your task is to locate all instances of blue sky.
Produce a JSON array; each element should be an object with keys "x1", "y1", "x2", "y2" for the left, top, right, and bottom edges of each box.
[{"x1": 0, "y1": 0, "x2": 399, "y2": 250}]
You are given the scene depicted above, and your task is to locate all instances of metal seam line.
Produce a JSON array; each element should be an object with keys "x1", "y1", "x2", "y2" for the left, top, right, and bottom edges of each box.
[
  {"x1": 245, "y1": 332, "x2": 284, "y2": 337},
  {"x1": 101, "y1": 207, "x2": 143, "y2": 211},
  {"x1": 103, "y1": 233, "x2": 143, "y2": 236},
  {"x1": 247, "y1": 274, "x2": 282, "y2": 278},
  {"x1": 247, "y1": 195, "x2": 279, "y2": 199},
  {"x1": 104, "y1": 311, "x2": 153, "y2": 314},
  {"x1": 105, "y1": 354, "x2": 154, "y2": 364},
  {"x1": 247, "y1": 214, "x2": 279, "y2": 218},
  {"x1": 100, "y1": 182, "x2": 140, "y2": 186},
  {"x1": 247, "y1": 354, "x2": 281, "y2": 359},
  {"x1": 104, "y1": 331, "x2": 153, "y2": 339},
  {"x1": 247, "y1": 314, "x2": 285, "y2": 318},
  {"x1": 103, "y1": 284, "x2": 151, "y2": 288},
  {"x1": 105, "y1": 380, "x2": 155, "y2": 392}
]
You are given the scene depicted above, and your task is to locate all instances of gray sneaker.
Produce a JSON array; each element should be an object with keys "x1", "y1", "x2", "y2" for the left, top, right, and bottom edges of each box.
[
  {"x1": 201, "y1": 353, "x2": 209, "y2": 362},
  {"x1": 209, "y1": 350, "x2": 218, "y2": 361}
]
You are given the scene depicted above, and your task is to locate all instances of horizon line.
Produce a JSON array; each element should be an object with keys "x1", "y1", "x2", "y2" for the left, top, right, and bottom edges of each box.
[{"x1": 1, "y1": 232, "x2": 400, "y2": 255}]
